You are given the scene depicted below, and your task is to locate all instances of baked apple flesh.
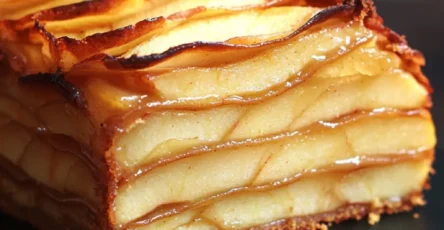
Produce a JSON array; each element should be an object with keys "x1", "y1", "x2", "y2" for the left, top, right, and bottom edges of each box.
[
  {"x1": 133, "y1": 159, "x2": 430, "y2": 230},
  {"x1": 62, "y1": 6, "x2": 320, "y2": 73},
  {"x1": 122, "y1": 6, "x2": 320, "y2": 57},
  {"x1": 0, "y1": 67, "x2": 101, "y2": 229},
  {"x1": 109, "y1": 35, "x2": 427, "y2": 169},
  {"x1": 72, "y1": 20, "x2": 373, "y2": 123},
  {"x1": 10, "y1": 0, "x2": 283, "y2": 38},
  {"x1": 0, "y1": 4, "x2": 318, "y2": 75},
  {"x1": 103, "y1": 5, "x2": 434, "y2": 228},
  {"x1": 114, "y1": 114, "x2": 435, "y2": 225}
]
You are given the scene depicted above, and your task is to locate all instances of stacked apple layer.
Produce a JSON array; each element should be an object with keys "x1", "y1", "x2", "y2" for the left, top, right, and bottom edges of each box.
[
  {"x1": 0, "y1": 2, "x2": 436, "y2": 230},
  {"x1": 0, "y1": 0, "x2": 303, "y2": 73},
  {"x1": 0, "y1": 68, "x2": 101, "y2": 229},
  {"x1": 94, "y1": 22, "x2": 432, "y2": 229}
]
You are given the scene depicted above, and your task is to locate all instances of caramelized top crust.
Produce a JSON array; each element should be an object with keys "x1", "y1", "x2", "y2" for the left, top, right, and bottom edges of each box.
[
  {"x1": 0, "y1": 0, "x2": 428, "y2": 88},
  {"x1": 0, "y1": 0, "x2": 429, "y2": 116}
]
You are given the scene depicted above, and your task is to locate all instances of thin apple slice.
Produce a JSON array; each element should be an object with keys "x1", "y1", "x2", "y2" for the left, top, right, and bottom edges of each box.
[
  {"x1": 71, "y1": 21, "x2": 373, "y2": 120},
  {"x1": 149, "y1": 23, "x2": 371, "y2": 100},
  {"x1": 73, "y1": 37, "x2": 402, "y2": 124},
  {"x1": 1, "y1": 0, "x2": 292, "y2": 73},
  {"x1": 137, "y1": 210, "x2": 200, "y2": 230},
  {"x1": 114, "y1": 69, "x2": 427, "y2": 169},
  {"x1": 114, "y1": 115, "x2": 435, "y2": 224},
  {"x1": 0, "y1": 121, "x2": 30, "y2": 164},
  {"x1": 0, "y1": 95, "x2": 39, "y2": 128},
  {"x1": 200, "y1": 160, "x2": 430, "y2": 229},
  {"x1": 0, "y1": 0, "x2": 81, "y2": 20},
  {"x1": 36, "y1": 102, "x2": 94, "y2": 145},
  {"x1": 19, "y1": 138, "x2": 53, "y2": 186},
  {"x1": 22, "y1": 0, "x2": 282, "y2": 39},
  {"x1": 123, "y1": 7, "x2": 320, "y2": 57},
  {"x1": 116, "y1": 106, "x2": 245, "y2": 167}
]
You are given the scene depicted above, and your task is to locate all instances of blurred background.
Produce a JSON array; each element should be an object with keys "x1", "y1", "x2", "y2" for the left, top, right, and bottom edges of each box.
[
  {"x1": 374, "y1": 0, "x2": 444, "y2": 146},
  {"x1": 1, "y1": 0, "x2": 443, "y2": 229}
]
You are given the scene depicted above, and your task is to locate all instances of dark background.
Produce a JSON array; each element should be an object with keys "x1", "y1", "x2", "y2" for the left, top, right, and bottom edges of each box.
[{"x1": 1, "y1": 0, "x2": 443, "y2": 229}]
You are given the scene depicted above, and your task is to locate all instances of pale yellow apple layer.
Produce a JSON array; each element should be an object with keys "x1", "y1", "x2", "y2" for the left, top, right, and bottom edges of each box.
[
  {"x1": 64, "y1": 6, "x2": 320, "y2": 72},
  {"x1": 32, "y1": 0, "x2": 278, "y2": 39},
  {"x1": 0, "y1": 69, "x2": 100, "y2": 230},
  {"x1": 115, "y1": 69, "x2": 428, "y2": 168},
  {"x1": 114, "y1": 115, "x2": 435, "y2": 224},
  {"x1": 136, "y1": 159, "x2": 431, "y2": 230},
  {"x1": 1, "y1": 1, "x2": 297, "y2": 74},
  {"x1": 122, "y1": 7, "x2": 320, "y2": 57},
  {"x1": 111, "y1": 36, "x2": 426, "y2": 169},
  {"x1": 75, "y1": 21, "x2": 374, "y2": 126}
]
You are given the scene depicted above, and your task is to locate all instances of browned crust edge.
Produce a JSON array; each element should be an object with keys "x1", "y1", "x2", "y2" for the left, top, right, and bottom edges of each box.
[
  {"x1": 17, "y1": 0, "x2": 118, "y2": 23},
  {"x1": 94, "y1": 4, "x2": 356, "y2": 70},
  {"x1": 252, "y1": 192, "x2": 427, "y2": 230},
  {"x1": 13, "y1": 0, "x2": 305, "y2": 25}
]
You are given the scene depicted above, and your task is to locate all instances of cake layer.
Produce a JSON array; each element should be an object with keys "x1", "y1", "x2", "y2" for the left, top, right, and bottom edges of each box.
[{"x1": 129, "y1": 159, "x2": 431, "y2": 229}]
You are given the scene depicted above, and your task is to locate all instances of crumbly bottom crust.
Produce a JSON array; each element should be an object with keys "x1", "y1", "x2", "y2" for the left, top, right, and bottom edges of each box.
[{"x1": 252, "y1": 192, "x2": 425, "y2": 230}]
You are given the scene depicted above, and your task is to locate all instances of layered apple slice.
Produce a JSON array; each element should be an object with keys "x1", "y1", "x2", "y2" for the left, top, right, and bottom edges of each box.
[
  {"x1": 0, "y1": 0, "x2": 303, "y2": 73},
  {"x1": 0, "y1": 0, "x2": 436, "y2": 229},
  {"x1": 0, "y1": 64, "x2": 102, "y2": 229}
]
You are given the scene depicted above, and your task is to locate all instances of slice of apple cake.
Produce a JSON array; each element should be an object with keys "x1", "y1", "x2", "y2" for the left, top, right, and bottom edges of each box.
[{"x1": 0, "y1": 0, "x2": 435, "y2": 229}]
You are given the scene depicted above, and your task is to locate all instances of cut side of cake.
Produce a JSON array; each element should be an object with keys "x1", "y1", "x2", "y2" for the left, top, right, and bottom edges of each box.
[{"x1": 0, "y1": 0, "x2": 436, "y2": 229}]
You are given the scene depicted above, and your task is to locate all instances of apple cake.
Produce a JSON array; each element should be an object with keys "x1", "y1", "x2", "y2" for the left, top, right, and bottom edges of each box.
[{"x1": 0, "y1": 0, "x2": 436, "y2": 229}]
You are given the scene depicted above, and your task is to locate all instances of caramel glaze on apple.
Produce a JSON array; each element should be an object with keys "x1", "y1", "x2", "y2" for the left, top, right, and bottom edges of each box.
[
  {"x1": 117, "y1": 108, "x2": 432, "y2": 186},
  {"x1": 110, "y1": 1, "x2": 433, "y2": 228},
  {"x1": 124, "y1": 151, "x2": 433, "y2": 229},
  {"x1": 120, "y1": 109, "x2": 434, "y2": 228}
]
